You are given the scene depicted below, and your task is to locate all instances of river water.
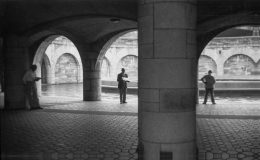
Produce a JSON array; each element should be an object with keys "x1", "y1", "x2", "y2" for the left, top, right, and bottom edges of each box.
[{"x1": 42, "y1": 84, "x2": 260, "y2": 104}]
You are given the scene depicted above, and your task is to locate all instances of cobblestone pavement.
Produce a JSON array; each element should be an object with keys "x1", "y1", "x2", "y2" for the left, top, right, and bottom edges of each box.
[
  {"x1": 1, "y1": 95, "x2": 260, "y2": 160},
  {"x1": 1, "y1": 110, "x2": 138, "y2": 160},
  {"x1": 197, "y1": 118, "x2": 260, "y2": 160}
]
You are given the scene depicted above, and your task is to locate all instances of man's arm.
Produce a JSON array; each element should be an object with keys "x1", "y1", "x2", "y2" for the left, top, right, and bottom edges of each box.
[
  {"x1": 200, "y1": 76, "x2": 205, "y2": 83},
  {"x1": 201, "y1": 76, "x2": 208, "y2": 84},
  {"x1": 125, "y1": 74, "x2": 130, "y2": 82}
]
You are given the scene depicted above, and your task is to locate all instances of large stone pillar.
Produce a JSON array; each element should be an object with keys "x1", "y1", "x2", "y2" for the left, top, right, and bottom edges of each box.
[
  {"x1": 138, "y1": 0, "x2": 197, "y2": 160},
  {"x1": 4, "y1": 35, "x2": 30, "y2": 109},
  {"x1": 78, "y1": 44, "x2": 101, "y2": 101},
  {"x1": 83, "y1": 58, "x2": 101, "y2": 101}
]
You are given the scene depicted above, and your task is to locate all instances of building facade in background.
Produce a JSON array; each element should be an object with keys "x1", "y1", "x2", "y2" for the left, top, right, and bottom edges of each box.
[{"x1": 40, "y1": 28, "x2": 260, "y2": 86}]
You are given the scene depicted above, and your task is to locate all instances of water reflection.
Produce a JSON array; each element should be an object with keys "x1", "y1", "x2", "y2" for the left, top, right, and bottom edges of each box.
[{"x1": 42, "y1": 84, "x2": 260, "y2": 104}]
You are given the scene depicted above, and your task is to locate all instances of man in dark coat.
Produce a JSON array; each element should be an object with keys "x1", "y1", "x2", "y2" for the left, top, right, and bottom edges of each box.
[
  {"x1": 117, "y1": 68, "x2": 129, "y2": 104},
  {"x1": 201, "y1": 70, "x2": 216, "y2": 104}
]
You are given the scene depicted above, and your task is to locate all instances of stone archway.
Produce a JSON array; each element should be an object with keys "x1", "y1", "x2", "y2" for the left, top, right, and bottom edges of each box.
[
  {"x1": 99, "y1": 30, "x2": 138, "y2": 85},
  {"x1": 33, "y1": 35, "x2": 59, "y2": 96},
  {"x1": 197, "y1": 14, "x2": 260, "y2": 55},
  {"x1": 54, "y1": 53, "x2": 80, "y2": 84},
  {"x1": 224, "y1": 54, "x2": 256, "y2": 78},
  {"x1": 33, "y1": 35, "x2": 83, "y2": 96}
]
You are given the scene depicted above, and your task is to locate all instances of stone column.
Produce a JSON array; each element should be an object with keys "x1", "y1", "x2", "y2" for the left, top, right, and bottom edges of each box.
[
  {"x1": 78, "y1": 44, "x2": 101, "y2": 101},
  {"x1": 4, "y1": 35, "x2": 30, "y2": 109},
  {"x1": 138, "y1": 0, "x2": 197, "y2": 160},
  {"x1": 83, "y1": 58, "x2": 101, "y2": 101}
]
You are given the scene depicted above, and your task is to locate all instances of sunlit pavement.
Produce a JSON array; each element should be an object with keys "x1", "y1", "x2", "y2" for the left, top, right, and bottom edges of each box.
[{"x1": 1, "y1": 93, "x2": 260, "y2": 160}]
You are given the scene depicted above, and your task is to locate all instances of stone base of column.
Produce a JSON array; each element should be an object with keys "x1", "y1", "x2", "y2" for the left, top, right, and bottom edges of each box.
[
  {"x1": 83, "y1": 72, "x2": 101, "y2": 101},
  {"x1": 83, "y1": 92, "x2": 101, "y2": 101}
]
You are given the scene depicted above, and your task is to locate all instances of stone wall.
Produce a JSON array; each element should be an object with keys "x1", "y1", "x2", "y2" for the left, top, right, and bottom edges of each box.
[
  {"x1": 200, "y1": 36, "x2": 260, "y2": 80},
  {"x1": 55, "y1": 53, "x2": 80, "y2": 84},
  {"x1": 102, "y1": 32, "x2": 260, "y2": 83}
]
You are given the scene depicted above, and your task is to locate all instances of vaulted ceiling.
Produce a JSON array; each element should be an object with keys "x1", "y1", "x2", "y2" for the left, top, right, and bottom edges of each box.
[{"x1": 1, "y1": 0, "x2": 260, "y2": 43}]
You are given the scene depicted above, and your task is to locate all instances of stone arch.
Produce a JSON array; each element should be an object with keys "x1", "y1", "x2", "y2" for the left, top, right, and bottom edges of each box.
[
  {"x1": 97, "y1": 29, "x2": 137, "y2": 67},
  {"x1": 55, "y1": 53, "x2": 80, "y2": 84},
  {"x1": 198, "y1": 55, "x2": 217, "y2": 77},
  {"x1": 224, "y1": 54, "x2": 255, "y2": 77},
  {"x1": 32, "y1": 34, "x2": 83, "y2": 94},
  {"x1": 198, "y1": 13, "x2": 260, "y2": 56},
  {"x1": 98, "y1": 30, "x2": 138, "y2": 82},
  {"x1": 118, "y1": 55, "x2": 138, "y2": 82}
]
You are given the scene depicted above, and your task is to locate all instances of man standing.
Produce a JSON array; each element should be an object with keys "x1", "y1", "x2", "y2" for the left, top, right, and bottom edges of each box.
[
  {"x1": 201, "y1": 70, "x2": 216, "y2": 104},
  {"x1": 117, "y1": 68, "x2": 129, "y2": 104},
  {"x1": 23, "y1": 65, "x2": 42, "y2": 110}
]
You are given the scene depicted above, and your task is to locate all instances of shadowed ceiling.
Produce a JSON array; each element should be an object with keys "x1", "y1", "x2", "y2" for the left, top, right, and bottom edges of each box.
[{"x1": 1, "y1": 0, "x2": 260, "y2": 43}]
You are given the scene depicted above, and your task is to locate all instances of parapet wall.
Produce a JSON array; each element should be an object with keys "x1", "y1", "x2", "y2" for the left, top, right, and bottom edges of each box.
[{"x1": 101, "y1": 80, "x2": 260, "y2": 94}]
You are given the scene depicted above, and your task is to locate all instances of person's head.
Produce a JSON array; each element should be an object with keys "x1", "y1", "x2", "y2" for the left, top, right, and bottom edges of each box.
[
  {"x1": 30, "y1": 65, "x2": 37, "y2": 71},
  {"x1": 208, "y1": 70, "x2": 212, "y2": 75},
  {"x1": 121, "y1": 68, "x2": 125, "y2": 73}
]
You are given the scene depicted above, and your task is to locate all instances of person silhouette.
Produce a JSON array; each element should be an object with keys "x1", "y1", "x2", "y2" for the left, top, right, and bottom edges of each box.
[
  {"x1": 117, "y1": 68, "x2": 129, "y2": 104},
  {"x1": 201, "y1": 70, "x2": 216, "y2": 104},
  {"x1": 22, "y1": 65, "x2": 42, "y2": 110}
]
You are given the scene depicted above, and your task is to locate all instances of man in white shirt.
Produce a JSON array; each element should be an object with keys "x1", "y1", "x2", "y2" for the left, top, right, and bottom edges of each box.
[
  {"x1": 117, "y1": 68, "x2": 129, "y2": 104},
  {"x1": 23, "y1": 65, "x2": 42, "y2": 110}
]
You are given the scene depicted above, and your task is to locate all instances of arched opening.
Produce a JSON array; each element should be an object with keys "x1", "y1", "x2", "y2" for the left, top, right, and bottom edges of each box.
[
  {"x1": 198, "y1": 25, "x2": 260, "y2": 104},
  {"x1": 197, "y1": 25, "x2": 260, "y2": 160},
  {"x1": 55, "y1": 53, "x2": 80, "y2": 84},
  {"x1": 33, "y1": 35, "x2": 83, "y2": 104},
  {"x1": 224, "y1": 54, "x2": 256, "y2": 78},
  {"x1": 100, "y1": 30, "x2": 138, "y2": 103}
]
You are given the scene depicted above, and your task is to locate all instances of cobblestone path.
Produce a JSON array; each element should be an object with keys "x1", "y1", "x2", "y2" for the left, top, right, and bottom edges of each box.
[
  {"x1": 1, "y1": 110, "x2": 138, "y2": 160},
  {"x1": 1, "y1": 97, "x2": 260, "y2": 160}
]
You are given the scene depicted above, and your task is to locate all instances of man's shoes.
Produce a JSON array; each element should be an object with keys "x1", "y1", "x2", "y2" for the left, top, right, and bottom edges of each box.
[
  {"x1": 202, "y1": 103, "x2": 206, "y2": 104},
  {"x1": 212, "y1": 102, "x2": 216, "y2": 104},
  {"x1": 123, "y1": 101, "x2": 127, "y2": 103},
  {"x1": 120, "y1": 102, "x2": 123, "y2": 104}
]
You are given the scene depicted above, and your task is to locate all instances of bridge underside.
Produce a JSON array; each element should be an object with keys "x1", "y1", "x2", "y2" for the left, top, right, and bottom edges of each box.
[{"x1": 1, "y1": 0, "x2": 260, "y2": 160}]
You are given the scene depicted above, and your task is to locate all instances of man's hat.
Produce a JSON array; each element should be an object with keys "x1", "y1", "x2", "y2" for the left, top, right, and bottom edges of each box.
[{"x1": 208, "y1": 70, "x2": 212, "y2": 73}]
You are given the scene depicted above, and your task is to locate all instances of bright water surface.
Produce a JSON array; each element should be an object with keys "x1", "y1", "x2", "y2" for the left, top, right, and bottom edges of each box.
[{"x1": 42, "y1": 83, "x2": 260, "y2": 104}]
